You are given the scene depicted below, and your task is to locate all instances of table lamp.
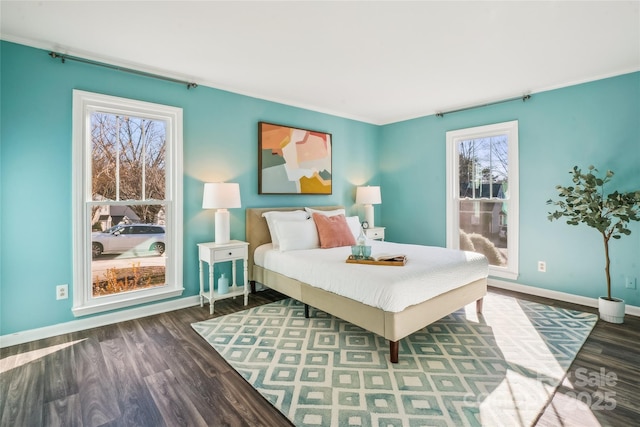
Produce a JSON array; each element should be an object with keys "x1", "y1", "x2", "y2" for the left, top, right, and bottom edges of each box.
[
  {"x1": 355, "y1": 185, "x2": 381, "y2": 227},
  {"x1": 202, "y1": 182, "x2": 241, "y2": 244}
]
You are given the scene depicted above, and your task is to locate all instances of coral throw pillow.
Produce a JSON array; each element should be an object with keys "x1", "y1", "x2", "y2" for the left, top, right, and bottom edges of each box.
[{"x1": 312, "y1": 213, "x2": 356, "y2": 248}]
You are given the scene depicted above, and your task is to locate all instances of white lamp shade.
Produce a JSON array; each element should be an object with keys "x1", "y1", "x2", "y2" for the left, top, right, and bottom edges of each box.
[
  {"x1": 355, "y1": 186, "x2": 381, "y2": 205},
  {"x1": 202, "y1": 182, "x2": 241, "y2": 244},
  {"x1": 202, "y1": 182, "x2": 241, "y2": 209}
]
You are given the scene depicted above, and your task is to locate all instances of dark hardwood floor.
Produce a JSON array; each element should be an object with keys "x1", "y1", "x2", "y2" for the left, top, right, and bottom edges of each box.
[{"x1": 1, "y1": 287, "x2": 638, "y2": 426}]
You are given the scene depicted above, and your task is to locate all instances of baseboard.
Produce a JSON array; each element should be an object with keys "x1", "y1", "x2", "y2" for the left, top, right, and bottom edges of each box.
[
  {"x1": 3, "y1": 281, "x2": 638, "y2": 348},
  {"x1": 0, "y1": 295, "x2": 201, "y2": 348},
  {"x1": 489, "y1": 278, "x2": 640, "y2": 317}
]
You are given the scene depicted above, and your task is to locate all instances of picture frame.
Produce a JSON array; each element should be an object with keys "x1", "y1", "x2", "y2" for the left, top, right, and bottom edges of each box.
[{"x1": 258, "y1": 121, "x2": 332, "y2": 195}]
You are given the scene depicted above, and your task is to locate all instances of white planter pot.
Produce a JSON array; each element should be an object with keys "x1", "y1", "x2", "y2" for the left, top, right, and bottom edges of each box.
[{"x1": 598, "y1": 297, "x2": 625, "y2": 324}]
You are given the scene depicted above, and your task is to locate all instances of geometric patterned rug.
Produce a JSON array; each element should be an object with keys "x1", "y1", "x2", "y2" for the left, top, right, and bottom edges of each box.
[{"x1": 192, "y1": 293, "x2": 597, "y2": 426}]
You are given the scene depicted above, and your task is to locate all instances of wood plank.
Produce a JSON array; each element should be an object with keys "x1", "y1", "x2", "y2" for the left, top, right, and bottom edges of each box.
[
  {"x1": 43, "y1": 335, "x2": 79, "y2": 403},
  {"x1": 0, "y1": 353, "x2": 16, "y2": 419},
  {"x1": 141, "y1": 336, "x2": 243, "y2": 425},
  {"x1": 74, "y1": 336, "x2": 121, "y2": 426},
  {"x1": 156, "y1": 311, "x2": 233, "y2": 377},
  {"x1": 1, "y1": 357, "x2": 44, "y2": 426},
  {"x1": 144, "y1": 369, "x2": 207, "y2": 427},
  {"x1": 117, "y1": 318, "x2": 169, "y2": 378},
  {"x1": 43, "y1": 394, "x2": 83, "y2": 427},
  {"x1": 100, "y1": 337, "x2": 164, "y2": 426}
]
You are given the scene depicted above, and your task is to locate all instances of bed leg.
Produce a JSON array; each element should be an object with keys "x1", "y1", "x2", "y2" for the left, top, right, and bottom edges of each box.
[
  {"x1": 304, "y1": 304, "x2": 310, "y2": 318},
  {"x1": 476, "y1": 297, "x2": 484, "y2": 313},
  {"x1": 389, "y1": 341, "x2": 399, "y2": 363},
  {"x1": 250, "y1": 280, "x2": 256, "y2": 294}
]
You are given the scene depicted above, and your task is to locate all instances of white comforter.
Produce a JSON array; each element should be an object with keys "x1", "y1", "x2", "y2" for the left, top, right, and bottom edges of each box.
[{"x1": 255, "y1": 240, "x2": 488, "y2": 312}]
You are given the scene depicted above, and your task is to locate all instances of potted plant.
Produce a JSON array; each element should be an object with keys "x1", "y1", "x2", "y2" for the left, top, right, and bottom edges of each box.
[{"x1": 547, "y1": 165, "x2": 640, "y2": 323}]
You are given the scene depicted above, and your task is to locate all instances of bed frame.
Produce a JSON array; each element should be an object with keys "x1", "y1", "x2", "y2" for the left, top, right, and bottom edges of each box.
[{"x1": 246, "y1": 206, "x2": 487, "y2": 363}]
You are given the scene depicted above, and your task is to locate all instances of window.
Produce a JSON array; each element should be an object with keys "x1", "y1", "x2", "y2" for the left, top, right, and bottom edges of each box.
[
  {"x1": 72, "y1": 90, "x2": 183, "y2": 316},
  {"x1": 446, "y1": 120, "x2": 519, "y2": 280}
]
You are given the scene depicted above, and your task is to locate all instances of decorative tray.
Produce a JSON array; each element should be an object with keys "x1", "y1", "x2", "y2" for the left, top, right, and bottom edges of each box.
[{"x1": 345, "y1": 255, "x2": 407, "y2": 266}]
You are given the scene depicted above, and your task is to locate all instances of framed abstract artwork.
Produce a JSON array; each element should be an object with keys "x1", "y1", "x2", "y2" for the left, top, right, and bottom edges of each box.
[{"x1": 258, "y1": 122, "x2": 332, "y2": 194}]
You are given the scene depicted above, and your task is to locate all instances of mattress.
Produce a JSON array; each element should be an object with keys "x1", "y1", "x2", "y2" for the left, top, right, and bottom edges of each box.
[{"x1": 254, "y1": 241, "x2": 488, "y2": 312}]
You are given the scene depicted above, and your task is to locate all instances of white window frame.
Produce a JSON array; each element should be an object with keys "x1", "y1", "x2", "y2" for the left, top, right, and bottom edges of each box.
[
  {"x1": 446, "y1": 120, "x2": 519, "y2": 280},
  {"x1": 72, "y1": 90, "x2": 183, "y2": 316}
]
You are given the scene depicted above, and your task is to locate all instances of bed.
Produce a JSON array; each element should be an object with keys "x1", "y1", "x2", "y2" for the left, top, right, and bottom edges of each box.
[{"x1": 246, "y1": 206, "x2": 488, "y2": 363}]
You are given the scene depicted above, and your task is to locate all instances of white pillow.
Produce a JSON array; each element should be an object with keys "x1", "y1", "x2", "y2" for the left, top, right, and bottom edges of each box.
[
  {"x1": 274, "y1": 219, "x2": 319, "y2": 251},
  {"x1": 304, "y1": 207, "x2": 346, "y2": 217},
  {"x1": 262, "y1": 210, "x2": 308, "y2": 248},
  {"x1": 346, "y1": 216, "x2": 364, "y2": 241}
]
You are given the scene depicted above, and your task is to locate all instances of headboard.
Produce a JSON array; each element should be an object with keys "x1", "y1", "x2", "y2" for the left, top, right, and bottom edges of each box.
[{"x1": 245, "y1": 206, "x2": 344, "y2": 281}]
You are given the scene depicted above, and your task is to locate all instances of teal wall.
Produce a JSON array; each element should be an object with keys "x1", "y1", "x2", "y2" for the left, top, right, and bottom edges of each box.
[
  {"x1": 0, "y1": 41, "x2": 380, "y2": 335},
  {"x1": 1, "y1": 40, "x2": 638, "y2": 337},
  {"x1": 379, "y1": 72, "x2": 640, "y2": 306}
]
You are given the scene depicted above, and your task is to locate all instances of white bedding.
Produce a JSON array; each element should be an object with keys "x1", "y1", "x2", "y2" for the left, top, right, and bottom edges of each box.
[{"x1": 254, "y1": 241, "x2": 488, "y2": 312}]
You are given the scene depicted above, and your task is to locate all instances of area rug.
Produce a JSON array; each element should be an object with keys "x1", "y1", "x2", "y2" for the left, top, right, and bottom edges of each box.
[{"x1": 192, "y1": 293, "x2": 597, "y2": 426}]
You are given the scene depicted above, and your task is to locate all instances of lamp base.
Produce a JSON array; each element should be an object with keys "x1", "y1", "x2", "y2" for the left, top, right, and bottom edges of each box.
[
  {"x1": 363, "y1": 204, "x2": 375, "y2": 228},
  {"x1": 215, "y1": 209, "x2": 231, "y2": 244}
]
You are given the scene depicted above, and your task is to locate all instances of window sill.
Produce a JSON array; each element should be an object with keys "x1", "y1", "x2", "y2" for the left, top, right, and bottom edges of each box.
[{"x1": 72, "y1": 287, "x2": 184, "y2": 317}]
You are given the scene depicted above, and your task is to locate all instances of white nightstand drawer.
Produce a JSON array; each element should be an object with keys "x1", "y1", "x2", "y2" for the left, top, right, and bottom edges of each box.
[
  {"x1": 214, "y1": 246, "x2": 247, "y2": 261},
  {"x1": 368, "y1": 230, "x2": 382, "y2": 238},
  {"x1": 364, "y1": 227, "x2": 385, "y2": 241}
]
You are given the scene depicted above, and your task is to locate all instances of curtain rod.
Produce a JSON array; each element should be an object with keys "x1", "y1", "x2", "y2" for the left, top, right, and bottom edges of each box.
[
  {"x1": 48, "y1": 52, "x2": 198, "y2": 89},
  {"x1": 436, "y1": 94, "x2": 531, "y2": 117}
]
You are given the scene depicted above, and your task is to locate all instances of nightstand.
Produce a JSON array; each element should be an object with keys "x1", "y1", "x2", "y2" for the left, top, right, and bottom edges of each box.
[
  {"x1": 364, "y1": 226, "x2": 385, "y2": 241},
  {"x1": 198, "y1": 240, "x2": 249, "y2": 314}
]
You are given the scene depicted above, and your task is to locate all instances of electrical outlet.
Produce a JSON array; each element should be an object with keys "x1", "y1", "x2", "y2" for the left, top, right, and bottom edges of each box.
[
  {"x1": 626, "y1": 277, "x2": 637, "y2": 289},
  {"x1": 537, "y1": 261, "x2": 546, "y2": 273},
  {"x1": 56, "y1": 284, "x2": 68, "y2": 300}
]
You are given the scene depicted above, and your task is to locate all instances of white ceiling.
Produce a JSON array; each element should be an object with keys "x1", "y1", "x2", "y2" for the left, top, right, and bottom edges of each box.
[{"x1": 2, "y1": 1, "x2": 639, "y2": 124}]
